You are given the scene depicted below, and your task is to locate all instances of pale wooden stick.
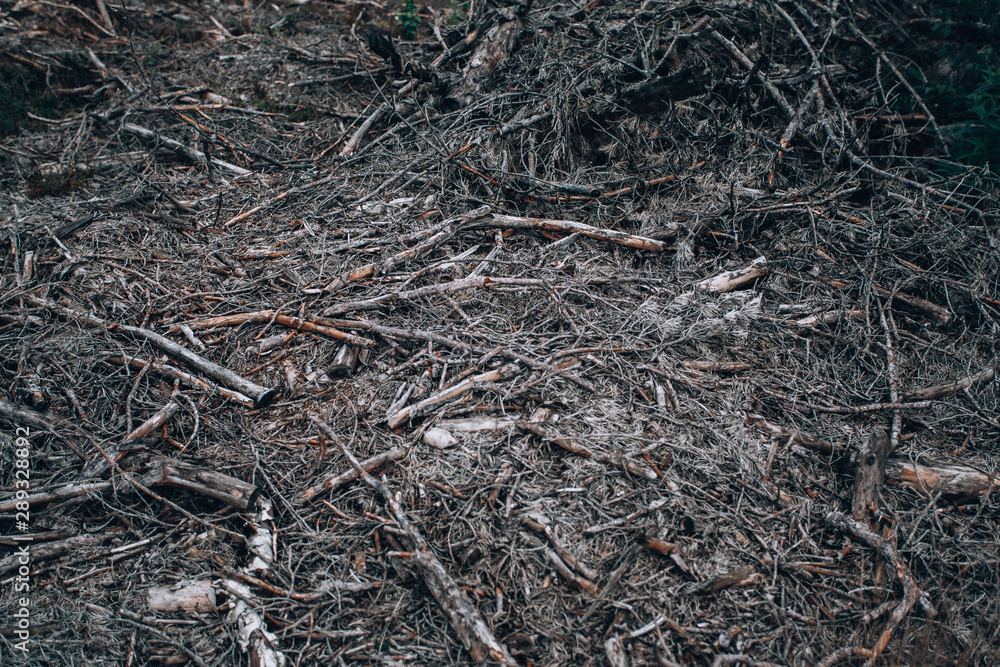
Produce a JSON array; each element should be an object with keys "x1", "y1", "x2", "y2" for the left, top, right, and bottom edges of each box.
[
  {"x1": 121, "y1": 123, "x2": 250, "y2": 175},
  {"x1": 293, "y1": 446, "x2": 408, "y2": 505},
  {"x1": 478, "y1": 214, "x2": 666, "y2": 251},
  {"x1": 696, "y1": 257, "x2": 767, "y2": 293},
  {"x1": 386, "y1": 363, "x2": 521, "y2": 429},
  {"x1": 904, "y1": 365, "x2": 996, "y2": 401}
]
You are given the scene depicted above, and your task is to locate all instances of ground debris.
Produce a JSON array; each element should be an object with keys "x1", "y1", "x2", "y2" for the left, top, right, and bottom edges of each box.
[{"x1": 1, "y1": 0, "x2": 998, "y2": 665}]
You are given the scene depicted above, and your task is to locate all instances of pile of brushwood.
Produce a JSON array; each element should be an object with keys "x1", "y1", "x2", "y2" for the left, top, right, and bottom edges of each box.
[{"x1": 1, "y1": 0, "x2": 998, "y2": 664}]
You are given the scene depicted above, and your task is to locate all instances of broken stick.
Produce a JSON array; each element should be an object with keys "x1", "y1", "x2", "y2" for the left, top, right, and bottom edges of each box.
[
  {"x1": 823, "y1": 512, "x2": 919, "y2": 667},
  {"x1": 311, "y1": 416, "x2": 515, "y2": 664},
  {"x1": 387, "y1": 363, "x2": 521, "y2": 429},
  {"x1": 25, "y1": 295, "x2": 281, "y2": 407},
  {"x1": 478, "y1": 214, "x2": 666, "y2": 251}
]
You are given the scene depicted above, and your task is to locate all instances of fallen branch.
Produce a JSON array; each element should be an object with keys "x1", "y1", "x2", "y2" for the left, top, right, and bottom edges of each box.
[
  {"x1": 121, "y1": 122, "x2": 251, "y2": 176},
  {"x1": 0, "y1": 480, "x2": 111, "y2": 513},
  {"x1": 708, "y1": 29, "x2": 795, "y2": 119},
  {"x1": 170, "y1": 310, "x2": 374, "y2": 348},
  {"x1": 822, "y1": 512, "x2": 919, "y2": 667},
  {"x1": 524, "y1": 513, "x2": 598, "y2": 581},
  {"x1": 108, "y1": 355, "x2": 255, "y2": 407},
  {"x1": 387, "y1": 363, "x2": 522, "y2": 429},
  {"x1": 744, "y1": 413, "x2": 839, "y2": 454},
  {"x1": 477, "y1": 214, "x2": 667, "y2": 251},
  {"x1": 545, "y1": 547, "x2": 597, "y2": 596},
  {"x1": 696, "y1": 257, "x2": 768, "y2": 293},
  {"x1": 322, "y1": 206, "x2": 491, "y2": 292},
  {"x1": 312, "y1": 416, "x2": 516, "y2": 664},
  {"x1": 873, "y1": 285, "x2": 952, "y2": 327},
  {"x1": 125, "y1": 398, "x2": 180, "y2": 442},
  {"x1": 904, "y1": 365, "x2": 996, "y2": 401},
  {"x1": 293, "y1": 445, "x2": 408, "y2": 505},
  {"x1": 316, "y1": 317, "x2": 594, "y2": 391},
  {"x1": 224, "y1": 171, "x2": 341, "y2": 227},
  {"x1": 0, "y1": 398, "x2": 90, "y2": 459},
  {"x1": 141, "y1": 457, "x2": 262, "y2": 511},
  {"x1": 24, "y1": 296, "x2": 281, "y2": 407},
  {"x1": 519, "y1": 422, "x2": 657, "y2": 480}
]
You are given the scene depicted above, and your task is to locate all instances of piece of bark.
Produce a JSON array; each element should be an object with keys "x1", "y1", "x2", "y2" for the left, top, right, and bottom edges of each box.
[
  {"x1": 148, "y1": 581, "x2": 217, "y2": 613},
  {"x1": 852, "y1": 431, "x2": 891, "y2": 521},
  {"x1": 24, "y1": 296, "x2": 280, "y2": 407},
  {"x1": 886, "y1": 459, "x2": 999, "y2": 500},
  {"x1": 327, "y1": 344, "x2": 360, "y2": 377},
  {"x1": 904, "y1": 365, "x2": 995, "y2": 401},
  {"x1": 696, "y1": 257, "x2": 768, "y2": 293},
  {"x1": 423, "y1": 427, "x2": 459, "y2": 449},
  {"x1": 141, "y1": 457, "x2": 261, "y2": 512},
  {"x1": 313, "y1": 417, "x2": 516, "y2": 664},
  {"x1": 604, "y1": 636, "x2": 628, "y2": 667},
  {"x1": 478, "y1": 214, "x2": 666, "y2": 251},
  {"x1": 444, "y1": 8, "x2": 524, "y2": 110},
  {"x1": 221, "y1": 580, "x2": 286, "y2": 667},
  {"x1": 640, "y1": 536, "x2": 680, "y2": 556},
  {"x1": 220, "y1": 496, "x2": 287, "y2": 667},
  {"x1": 696, "y1": 566, "x2": 757, "y2": 593}
]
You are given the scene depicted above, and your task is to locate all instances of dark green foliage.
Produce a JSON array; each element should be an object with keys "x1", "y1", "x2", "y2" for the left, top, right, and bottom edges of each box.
[
  {"x1": 397, "y1": 0, "x2": 420, "y2": 40},
  {"x1": 919, "y1": 0, "x2": 1000, "y2": 171},
  {"x1": 25, "y1": 170, "x2": 93, "y2": 199},
  {"x1": 0, "y1": 64, "x2": 75, "y2": 137}
]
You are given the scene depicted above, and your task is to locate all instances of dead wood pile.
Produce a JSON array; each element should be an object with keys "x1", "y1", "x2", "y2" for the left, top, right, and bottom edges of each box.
[{"x1": 1, "y1": 0, "x2": 998, "y2": 665}]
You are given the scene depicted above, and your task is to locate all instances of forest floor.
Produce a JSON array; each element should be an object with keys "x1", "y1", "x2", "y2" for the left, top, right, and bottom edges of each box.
[{"x1": 1, "y1": 0, "x2": 999, "y2": 665}]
